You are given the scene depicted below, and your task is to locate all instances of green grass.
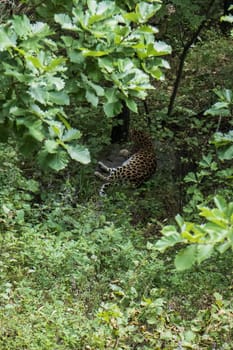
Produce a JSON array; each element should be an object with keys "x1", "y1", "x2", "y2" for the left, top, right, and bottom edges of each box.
[{"x1": 0, "y1": 143, "x2": 232, "y2": 349}]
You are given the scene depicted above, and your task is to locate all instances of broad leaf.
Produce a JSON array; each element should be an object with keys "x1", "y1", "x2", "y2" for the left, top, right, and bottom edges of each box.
[
  {"x1": 125, "y1": 98, "x2": 138, "y2": 113},
  {"x1": 175, "y1": 245, "x2": 197, "y2": 271},
  {"x1": 214, "y1": 196, "x2": 227, "y2": 212},
  {"x1": 0, "y1": 28, "x2": 17, "y2": 51},
  {"x1": 217, "y1": 145, "x2": 233, "y2": 161},
  {"x1": 54, "y1": 14, "x2": 76, "y2": 30},
  {"x1": 80, "y1": 48, "x2": 110, "y2": 56},
  {"x1": 103, "y1": 101, "x2": 122, "y2": 117},
  {"x1": 48, "y1": 151, "x2": 69, "y2": 171},
  {"x1": 62, "y1": 129, "x2": 81, "y2": 142},
  {"x1": 66, "y1": 145, "x2": 90, "y2": 164},
  {"x1": 28, "y1": 86, "x2": 48, "y2": 104},
  {"x1": 196, "y1": 244, "x2": 214, "y2": 264},
  {"x1": 86, "y1": 90, "x2": 99, "y2": 107},
  {"x1": 136, "y1": 2, "x2": 161, "y2": 23},
  {"x1": 49, "y1": 91, "x2": 70, "y2": 105},
  {"x1": 44, "y1": 140, "x2": 58, "y2": 153},
  {"x1": 11, "y1": 15, "x2": 31, "y2": 38},
  {"x1": 38, "y1": 149, "x2": 69, "y2": 171}
]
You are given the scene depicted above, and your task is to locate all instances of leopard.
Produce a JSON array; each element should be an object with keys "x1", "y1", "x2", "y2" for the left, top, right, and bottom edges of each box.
[{"x1": 95, "y1": 129, "x2": 157, "y2": 196}]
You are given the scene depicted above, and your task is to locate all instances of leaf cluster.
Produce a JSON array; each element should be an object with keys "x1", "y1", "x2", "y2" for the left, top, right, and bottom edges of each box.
[{"x1": 0, "y1": 0, "x2": 171, "y2": 170}]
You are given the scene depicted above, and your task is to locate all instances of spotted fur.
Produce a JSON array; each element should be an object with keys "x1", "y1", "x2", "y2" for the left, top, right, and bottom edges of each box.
[{"x1": 95, "y1": 129, "x2": 156, "y2": 196}]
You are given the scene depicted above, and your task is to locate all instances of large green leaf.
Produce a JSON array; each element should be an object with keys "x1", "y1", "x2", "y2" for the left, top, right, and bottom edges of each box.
[
  {"x1": 103, "y1": 101, "x2": 122, "y2": 117},
  {"x1": 38, "y1": 149, "x2": 69, "y2": 171},
  {"x1": 175, "y1": 245, "x2": 197, "y2": 271},
  {"x1": 49, "y1": 91, "x2": 70, "y2": 105},
  {"x1": 11, "y1": 15, "x2": 31, "y2": 38},
  {"x1": 86, "y1": 89, "x2": 99, "y2": 107},
  {"x1": 214, "y1": 196, "x2": 227, "y2": 212},
  {"x1": 217, "y1": 145, "x2": 233, "y2": 161},
  {"x1": 136, "y1": 2, "x2": 161, "y2": 23},
  {"x1": 44, "y1": 140, "x2": 58, "y2": 153},
  {"x1": 62, "y1": 129, "x2": 81, "y2": 142},
  {"x1": 125, "y1": 98, "x2": 138, "y2": 113},
  {"x1": 0, "y1": 28, "x2": 17, "y2": 51},
  {"x1": 221, "y1": 15, "x2": 233, "y2": 23},
  {"x1": 66, "y1": 145, "x2": 90, "y2": 164},
  {"x1": 154, "y1": 226, "x2": 183, "y2": 252},
  {"x1": 196, "y1": 244, "x2": 214, "y2": 264},
  {"x1": 28, "y1": 86, "x2": 48, "y2": 104},
  {"x1": 148, "y1": 42, "x2": 172, "y2": 56},
  {"x1": 54, "y1": 14, "x2": 76, "y2": 30}
]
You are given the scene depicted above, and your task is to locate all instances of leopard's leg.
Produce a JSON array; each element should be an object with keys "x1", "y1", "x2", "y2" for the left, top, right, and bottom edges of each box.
[
  {"x1": 94, "y1": 171, "x2": 111, "y2": 196},
  {"x1": 95, "y1": 166, "x2": 122, "y2": 196},
  {"x1": 98, "y1": 161, "x2": 112, "y2": 173},
  {"x1": 94, "y1": 171, "x2": 108, "y2": 180},
  {"x1": 99, "y1": 182, "x2": 111, "y2": 197}
]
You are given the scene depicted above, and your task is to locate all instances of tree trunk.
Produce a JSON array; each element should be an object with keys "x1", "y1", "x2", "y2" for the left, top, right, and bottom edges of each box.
[{"x1": 111, "y1": 102, "x2": 130, "y2": 143}]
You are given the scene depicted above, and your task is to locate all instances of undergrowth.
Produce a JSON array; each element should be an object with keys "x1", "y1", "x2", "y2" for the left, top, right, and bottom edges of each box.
[{"x1": 0, "y1": 143, "x2": 232, "y2": 349}]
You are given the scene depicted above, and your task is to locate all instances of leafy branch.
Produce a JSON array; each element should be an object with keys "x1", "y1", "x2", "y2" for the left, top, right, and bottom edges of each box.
[{"x1": 154, "y1": 196, "x2": 233, "y2": 270}]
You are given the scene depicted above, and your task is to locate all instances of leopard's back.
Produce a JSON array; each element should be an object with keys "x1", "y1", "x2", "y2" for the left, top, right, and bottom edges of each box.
[{"x1": 95, "y1": 129, "x2": 156, "y2": 196}]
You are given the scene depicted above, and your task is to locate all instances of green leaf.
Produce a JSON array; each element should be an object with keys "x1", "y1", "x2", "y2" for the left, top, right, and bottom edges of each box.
[
  {"x1": 86, "y1": 90, "x2": 99, "y2": 107},
  {"x1": 26, "y1": 55, "x2": 44, "y2": 70},
  {"x1": 48, "y1": 151, "x2": 69, "y2": 171},
  {"x1": 103, "y1": 101, "x2": 122, "y2": 117},
  {"x1": 88, "y1": 82, "x2": 104, "y2": 97},
  {"x1": 54, "y1": 14, "x2": 76, "y2": 30},
  {"x1": 221, "y1": 15, "x2": 233, "y2": 23},
  {"x1": 28, "y1": 125, "x2": 44, "y2": 142},
  {"x1": 38, "y1": 149, "x2": 69, "y2": 171},
  {"x1": 44, "y1": 140, "x2": 58, "y2": 153},
  {"x1": 46, "y1": 58, "x2": 66, "y2": 73},
  {"x1": 199, "y1": 207, "x2": 227, "y2": 228},
  {"x1": 154, "y1": 226, "x2": 183, "y2": 252},
  {"x1": 213, "y1": 102, "x2": 229, "y2": 109},
  {"x1": 125, "y1": 98, "x2": 138, "y2": 113},
  {"x1": 66, "y1": 145, "x2": 90, "y2": 164},
  {"x1": 105, "y1": 88, "x2": 119, "y2": 103},
  {"x1": 48, "y1": 121, "x2": 64, "y2": 138},
  {"x1": 123, "y1": 12, "x2": 139, "y2": 23},
  {"x1": 214, "y1": 196, "x2": 227, "y2": 212},
  {"x1": 62, "y1": 129, "x2": 81, "y2": 142},
  {"x1": 98, "y1": 57, "x2": 114, "y2": 73},
  {"x1": 217, "y1": 241, "x2": 232, "y2": 254},
  {"x1": 175, "y1": 214, "x2": 184, "y2": 228},
  {"x1": 148, "y1": 41, "x2": 172, "y2": 56},
  {"x1": 154, "y1": 234, "x2": 182, "y2": 252},
  {"x1": 0, "y1": 28, "x2": 17, "y2": 51},
  {"x1": 184, "y1": 172, "x2": 198, "y2": 183},
  {"x1": 29, "y1": 86, "x2": 48, "y2": 104},
  {"x1": 175, "y1": 245, "x2": 197, "y2": 270},
  {"x1": 11, "y1": 15, "x2": 31, "y2": 37},
  {"x1": 204, "y1": 106, "x2": 230, "y2": 117},
  {"x1": 81, "y1": 73, "x2": 104, "y2": 96},
  {"x1": 196, "y1": 244, "x2": 214, "y2": 264},
  {"x1": 49, "y1": 91, "x2": 70, "y2": 105},
  {"x1": 80, "y1": 48, "x2": 110, "y2": 57},
  {"x1": 139, "y1": 25, "x2": 159, "y2": 34},
  {"x1": 136, "y1": 2, "x2": 161, "y2": 23},
  {"x1": 48, "y1": 77, "x2": 65, "y2": 91},
  {"x1": 16, "y1": 116, "x2": 44, "y2": 142},
  {"x1": 217, "y1": 145, "x2": 233, "y2": 160}
]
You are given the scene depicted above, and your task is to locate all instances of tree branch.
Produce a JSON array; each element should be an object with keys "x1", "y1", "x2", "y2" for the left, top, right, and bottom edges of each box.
[{"x1": 167, "y1": 0, "x2": 216, "y2": 117}]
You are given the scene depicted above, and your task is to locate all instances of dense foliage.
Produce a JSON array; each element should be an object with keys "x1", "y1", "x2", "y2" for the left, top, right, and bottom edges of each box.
[
  {"x1": 0, "y1": 1, "x2": 232, "y2": 349},
  {"x1": 0, "y1": 0, "x2": 170, "y2": 170}
]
